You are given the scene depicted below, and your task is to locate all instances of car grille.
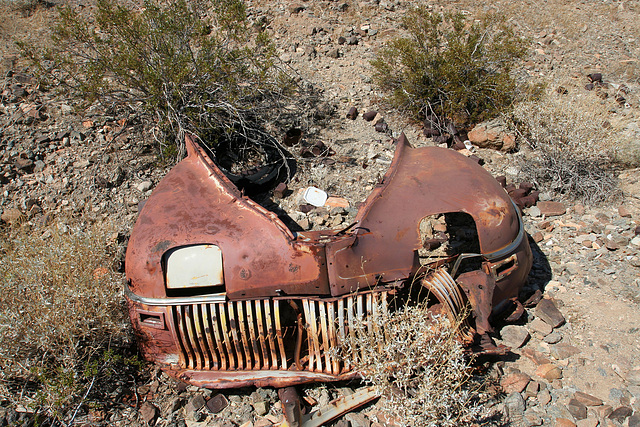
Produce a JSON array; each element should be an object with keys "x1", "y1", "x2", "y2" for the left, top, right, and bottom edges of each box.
[{"x1": 171, "y1": 290, "x2": 390, "y2": 375}]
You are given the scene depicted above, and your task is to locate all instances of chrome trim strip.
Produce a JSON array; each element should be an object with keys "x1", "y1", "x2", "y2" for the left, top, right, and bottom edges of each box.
[{"x1": 124, "y1": 282, "x2": 226, "y2": 305}]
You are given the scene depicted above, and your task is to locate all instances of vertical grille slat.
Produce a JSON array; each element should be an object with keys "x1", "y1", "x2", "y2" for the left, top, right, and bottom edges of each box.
[
  {"x1": 210, "y1": 304, "x2": 228, "y2": 370},
  {"x1": 337, "y1": 298, "x2": 348, "y2": 372},
  {"x1": 264, "y1": 300, "x2": 278, "y2": 370},
  {"x1": 193, "y1": 305, "x2": 211, "y2": 370},
  {"x1": 173, "y1": 306, "x2": 193, "y2": 369},
  {"x1": 182, "y1": 306, "x2": 197, "y2": 369},
  {"x1": 318, "y1": 302, "x2": 331, "y2": 374},
  {"x1": 236, "y1": 302, "x2": 253, "y2": 370},
  {"x1": 202, "y1": 305, "x2": 220, "y2": 369},
  {"x1": 218, "y1": 305, "x2": 236, "y2": 369},
  {"x1": 185, "y1": 305, "x2": 203, "y2": 366},
  {"x1": 327, "y1": 302, "x2": 339, "y2": 375},
  {"x1": 245, "y1": 301, "x2": 261, "y2": 370},
  {"x1": 170, "y1": 291, "x2": 390, "y2": 375},
  {"x1": 310, "y1": 301, "x2": 323, "y2": 372},
  {"x1": 274, "y1": 301, "x2": 288, "y2": 370},
  {"x1": 227, "y1": 302, "x2": 244, "y2": 369},
  {"x1": 301, "y1": 299, "x2": 315, "y2": 371},
  {"x1": 255, "y1": 301, "x2": 269, "y2": 369},
  {"x1": 346, "y1": 296, "x2": 357, "y2": 364}
]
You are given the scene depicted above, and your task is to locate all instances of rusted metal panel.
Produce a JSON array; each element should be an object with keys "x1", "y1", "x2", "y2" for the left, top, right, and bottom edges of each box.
[
  {"x1": 125, "y1": 136, "x2": 330, "y2": 300},
  {"x1": 125, "y1": 133, "x2": 532, "y2": 389},
  {"x1": 325, "y1": 134, "x2": 523, "y2": 294}
]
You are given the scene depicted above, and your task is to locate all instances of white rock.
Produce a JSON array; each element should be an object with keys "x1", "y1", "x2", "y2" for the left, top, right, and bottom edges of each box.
[
  {"x1": 136, "y1": 181, "x2": 153, "y2": 192},
  {"x1": 527, "y1": 206, "x2": 541, "y2": 217}
]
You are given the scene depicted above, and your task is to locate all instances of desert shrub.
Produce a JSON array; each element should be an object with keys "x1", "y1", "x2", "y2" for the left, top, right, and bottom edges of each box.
[
  {"x1": 19, "y1": 0, "x2": 296, "y2": 159},
  {"x1": 0, "y1": 221, "x2": 135, "y2": 422},
  {"x1": 508, "y1": 95, "x2": 621, "y2": 204},
  {"x1": 340, "y1": 301, "x2": 487, "y2": 426},
  {"x1": 371, "y1": 7, "x2": 526, "y2": 126}
]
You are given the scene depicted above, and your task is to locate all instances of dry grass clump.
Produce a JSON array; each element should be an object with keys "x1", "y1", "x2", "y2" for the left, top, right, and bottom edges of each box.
[
  {"x1": 0, "y1": 0, "x2": 55, "y2": 61},
  {"x1": 341, "y1": 301, "x2": 485, "y2": 427},
  {"x1": 0, "y1": 221, "x2": 133, "y2": 421},
  {"x1": 509, "y1": 93, "x2": 622, "y2": 205}
]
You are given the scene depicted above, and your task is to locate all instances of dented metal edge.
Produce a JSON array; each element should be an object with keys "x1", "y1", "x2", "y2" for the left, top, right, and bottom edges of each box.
[
  {"x1": 482, "y1": 200, "x2": 527, "y2": 261},
  {"x1": 124, "y1": 280, "x2": 226, "y2": 306},
  {"x1": 450, "y1": 200, "x2": 526, "y2": 277}
]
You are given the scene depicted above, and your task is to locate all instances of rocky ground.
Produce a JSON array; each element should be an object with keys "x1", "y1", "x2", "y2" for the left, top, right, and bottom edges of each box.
[{"x1": 1, "y1": 0, "x2": 640, "y2": 426}]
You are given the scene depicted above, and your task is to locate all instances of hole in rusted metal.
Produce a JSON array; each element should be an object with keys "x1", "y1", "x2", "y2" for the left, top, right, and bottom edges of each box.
[{"x1": 418, "y1": 212, "x2": 481, "y2": 271}]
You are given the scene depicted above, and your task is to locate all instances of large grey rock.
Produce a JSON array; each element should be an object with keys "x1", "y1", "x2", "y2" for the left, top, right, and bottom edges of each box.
[
  {"x1": 530, "y1": 318, "x2": 553, "y2": 336},
  {"x1": 501, "y1": 325, "x2": 530, "y2": 348},
  {"x1": 501, "y1": 371, "x2": 531, "y2": 394}
]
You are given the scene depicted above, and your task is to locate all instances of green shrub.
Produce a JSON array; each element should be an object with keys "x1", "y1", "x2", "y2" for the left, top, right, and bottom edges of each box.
[
  {"x1": 0, "y1": 221, "x2": 136, "y2": 421},
  {"x1": 371, "y1": 8, "x2": 526, "y2": 125},
  {"x1": 20, "y1": 0, "x2": 294, "y2": 157}
]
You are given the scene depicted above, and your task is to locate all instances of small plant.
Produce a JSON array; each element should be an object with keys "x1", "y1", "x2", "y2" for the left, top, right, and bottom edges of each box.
[
  {"x1": 371, "y1": 7, "x2": 526, "y2": 126},
  {"x1": 0, "y1": 221, "x2": 136, "y2": 422},
  {"x1": 340, "y1": 300, "x2": 487, "y2": 426},
  {"x1": 508, "y1": 95, "x2": 621, "y2": 204},
  {"x1": 19, "y1": 0, "x2": 296, "y2": 160}
]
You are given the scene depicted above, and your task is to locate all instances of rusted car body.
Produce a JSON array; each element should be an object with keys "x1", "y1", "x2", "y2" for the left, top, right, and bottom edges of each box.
[{"x1": 125, "y1": 133, "x2": 532, "y2": 389}]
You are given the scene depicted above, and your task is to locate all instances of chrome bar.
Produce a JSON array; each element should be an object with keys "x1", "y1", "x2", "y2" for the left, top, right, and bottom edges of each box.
[{"x1": 125, "y1": 283, "x2": 226, "y2": 306}]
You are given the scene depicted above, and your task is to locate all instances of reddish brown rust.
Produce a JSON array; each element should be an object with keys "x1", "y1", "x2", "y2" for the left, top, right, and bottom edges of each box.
[{"x1": 125, "y1": 133, "x2": 532, "y2": 389}]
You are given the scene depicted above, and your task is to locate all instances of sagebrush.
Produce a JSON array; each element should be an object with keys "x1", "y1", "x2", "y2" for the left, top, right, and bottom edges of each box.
[
  {"x1": 341, "y1": 300, "x2": 487, "y2": 426},
  {"x1": 508, "y1": 94, "x2": 621, "y2": 204},
  {"x1": 0, "y1": 221, "x2": 134, "y2": 422},
  {"x1": 371, "y1": 7, "x2": 526, "y2": 126}
]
